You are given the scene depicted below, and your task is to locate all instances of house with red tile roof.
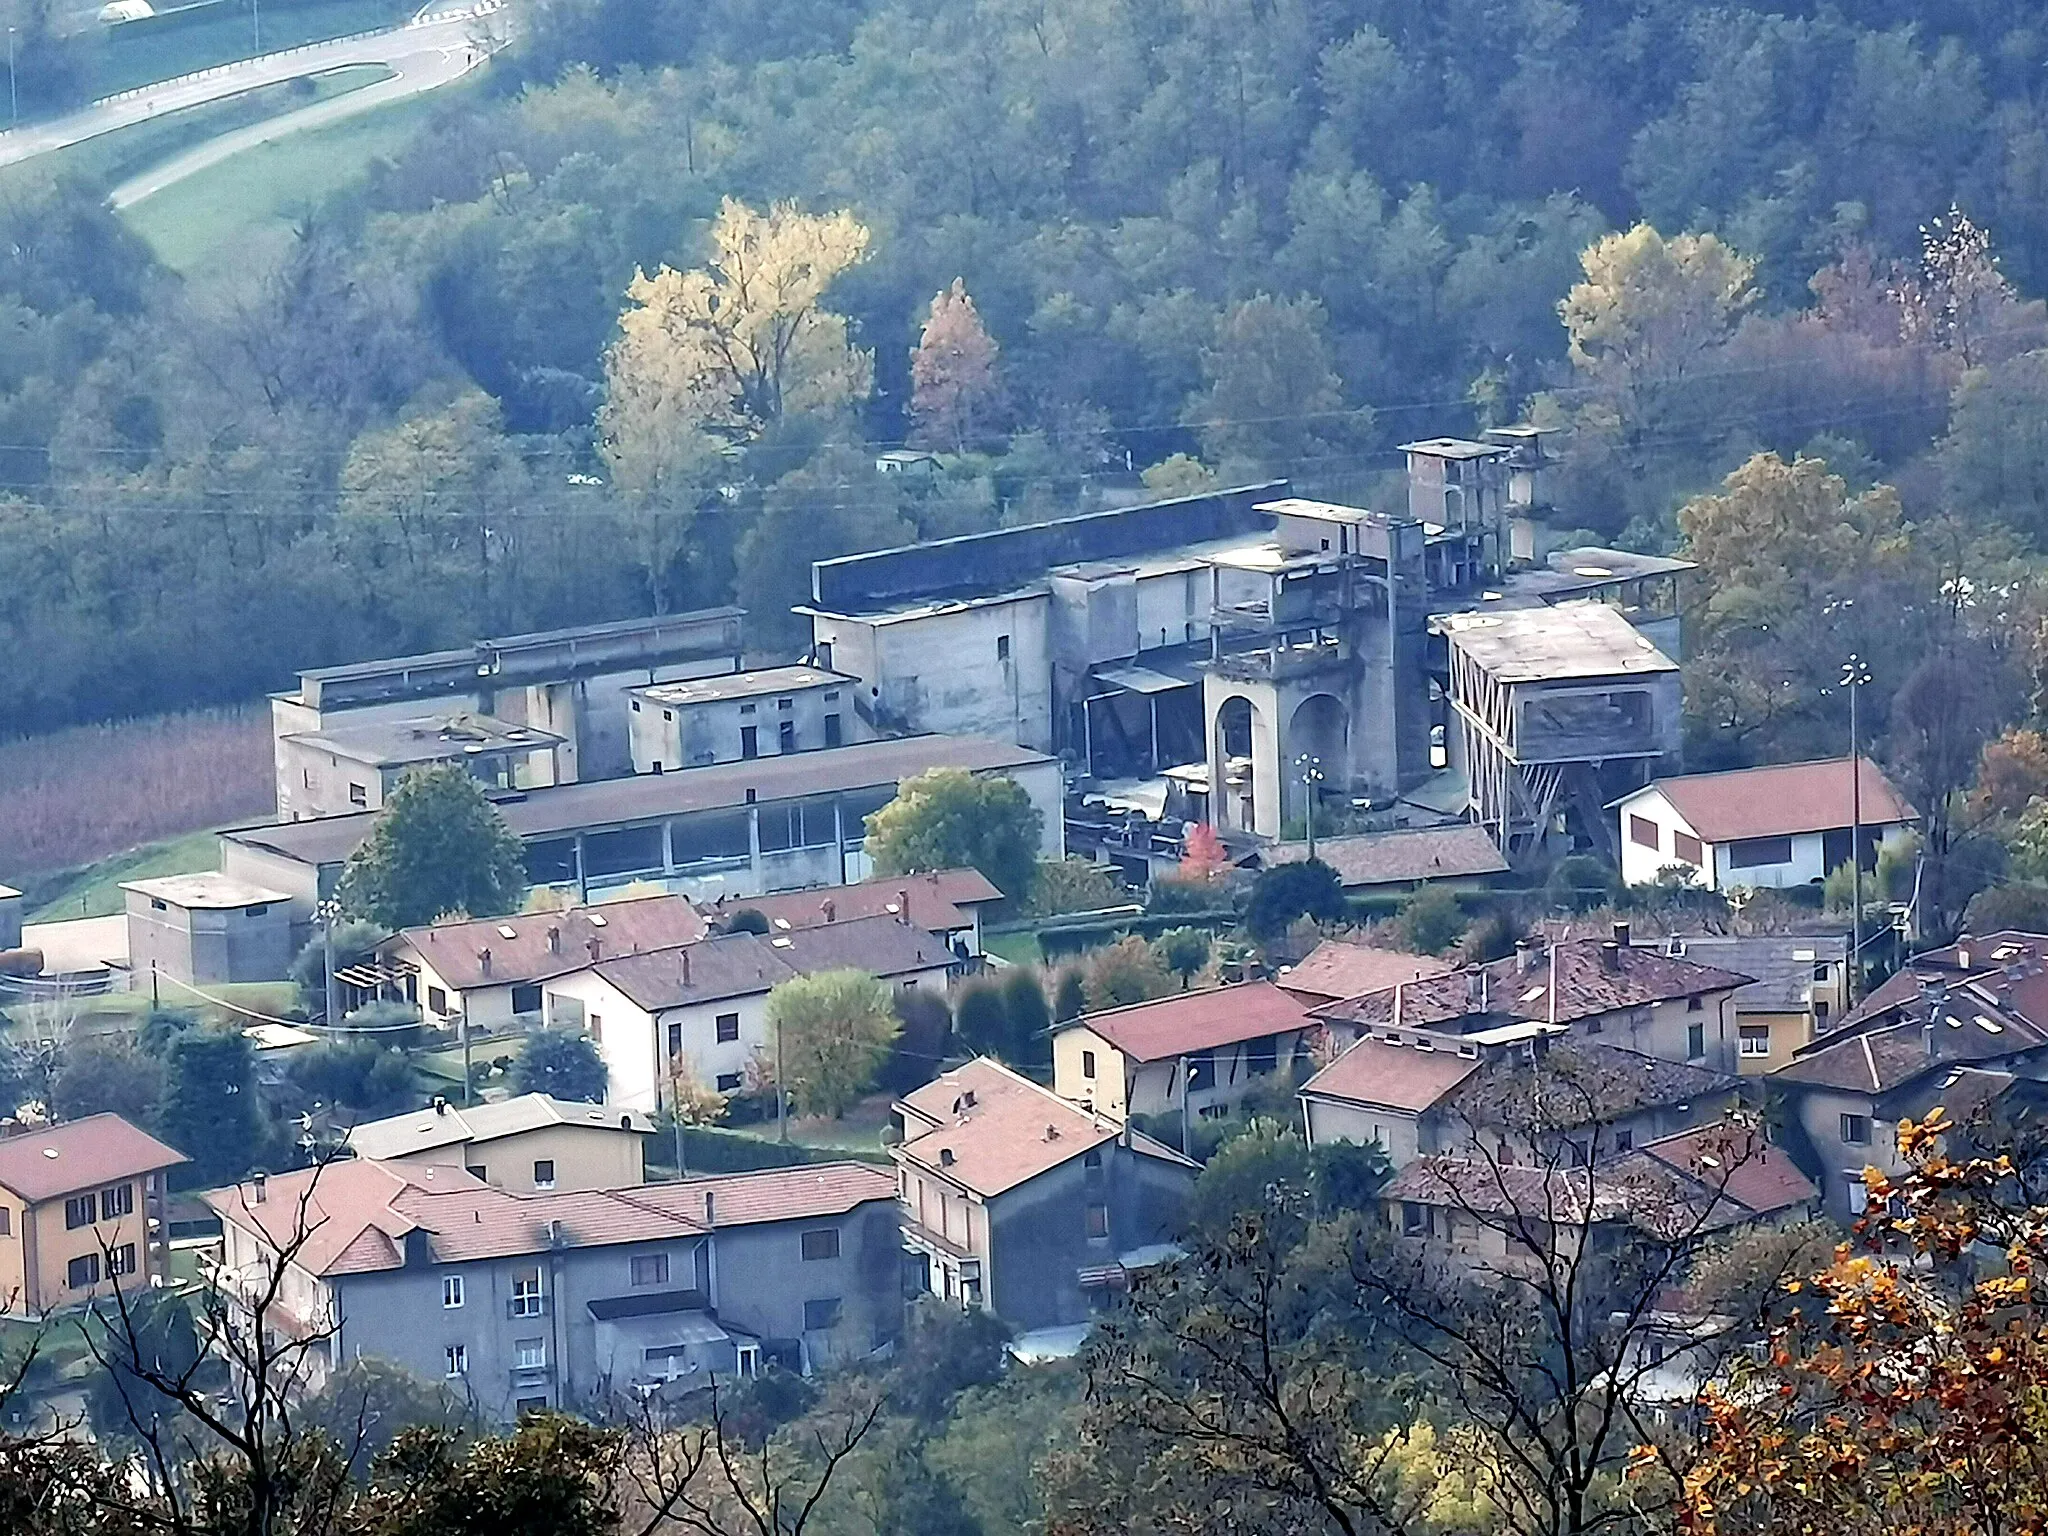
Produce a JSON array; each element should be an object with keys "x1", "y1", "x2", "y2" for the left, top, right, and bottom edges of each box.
[
  {"x1": 892, "y1": 1058, "x2": 1195, "y2": 1331},
  {"x1": 1050, "y1": 981, "x2": 1318, "y2": 1123},
  {"x1": 1274, "y1": 938, "x2": 1452, "y2": 1007},
  {"x1": 1615, "y1": 756, "x2": 1916, "y2": 892},
  {"x1": 204, "y1": 1157, "x2": 898, "y2": 1419}
]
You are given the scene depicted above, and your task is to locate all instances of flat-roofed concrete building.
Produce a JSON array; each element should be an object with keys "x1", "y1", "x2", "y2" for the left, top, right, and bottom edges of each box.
[
  {"x1": 626, "y1": 665, "x2": 869, "y2": 772},
  {"x1": 221, "y1": 734, "x2": 1062, "y2": 945},
  {"x1": 271, "y1": 610, "x2": 746, "y2": 819},
  {"x1": 122, "y1": 872, "x2": 295, "y2": 986},
  {"x1": 277, "y1": 713, "x2": 568, "y2": 820}
]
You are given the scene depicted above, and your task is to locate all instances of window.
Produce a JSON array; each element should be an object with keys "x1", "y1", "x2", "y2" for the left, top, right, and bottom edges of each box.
[
  {"x1": 1085, "y1": 1203, "x2": 1109, "y2": 1239},
  {"x1": 429, "y1": 986, "x2": 448, "y2": 1015},
  {"x1": 1727, "y1": 835, "x2": 1795, "y2": 870},
  {"x1": 1081, "y1": 1049, "x2": 1096, "y2": 1080},
  {"x1": 1686, "y1": 1022, "x2": 1705, "y2": 1060},
  {"x1": 64, "y1": 1194, "x2": 96, "y2": 1230},
  {"x1": 1246, "y1": 1035, "x2": 1278, "y2": 1076},
  {"x1": 736, "y1": 1343, "x2": 760, "y2": 1378},
  {"x1": 0, "y1": 1208, "x2": 11, "y2": 1235},
  {"x1": 445, "y1": 1345, "x2": 468, "y2": 1377},
  {"x1": 1401, "y1": 1202, "x2": 1433, "y2": 1236},
  {"x1": 67, "y1": 1254, "x2": 99, "y2": 1288},
  {"x1": 100, "y1": 1183, "x2": 133, "y2": 1219},
  {"x1": 996, "y1": 634, "x2": 1011, "y2": 661},
  {"x1": 349, "y1": 782, "x2": 368, "y2": 807},
  {"x1": 1185, "y1": 1050, "x2": 1215, "y2": 1093},
  {"x1": 1673, "y1": 831, "x2": 1704, "y2": 865},
  {"x1": 1687, "y1": 994, "x2": 1704, "y2": 1011},
  {"x1": 589, "y1": 1015, "x2": 603, "y2": 1042},
  {"x1": 1815, "y1": 999, "x2": 1831, "y2": 1025},
  {"x1": 510, "y1": 983, "x2": 543, "y2": 1016},
  {"x1": 631, "y1": 699, "x2": 642, "y2": 712},
  {"x1": 1083, "y1": 1148, "x2": 1103, "y2": 1168},
  {"x1": 150, "y1": 897, "x2": 167, "y2": 910},
  {"x1": 515, "y1": 1396, "x2": 550, "y2": 1415},
  {"x1": 715, "y1": 1012, "x2": 740, "y2": 1043},
  {"x1": 631, "y1": 1253, "x2": 670, "y2": 1287},
  {"x1": 777, "y1": 697, "x2": 794, "y2": 712},
  {"x1": 1739, "y1": 1025, "x2": 1772, "y2": 1057},
  {"x1": 778, "y1": 720, "x2": 796, "y2": 753},
  {"x1": 1841, "y1": 1113, "x2": 1872, "y2": 1146},
  {"x1": 716, "y1": 1072, "x2": 743, "y2": 1092},
  {"x1": 109, "y1": 1244, "x2": 136, "y2": 1278},
  {"x1": 803, "y1": 1298, "x2": 842, "y2": 1331},
  {"x1": 1846, "y1": 1177, "x2": 1870, "y2": 1215},
  {"x1": 1629, "y1": 815, "x2": 1661, "y2": 851},
  {"x1": 511, "y1": 1270, "x2": 544, "y2": 1316},
  {"x1": 1814, "y1": 964, "x2": 1831, "y2": 982},
  {"x1": 443, "y1": 1276, "x2": 465, "y2": 1309},
  {"x1": 671, "y1": 808, "x2": 751, "y2": 866},
  {"x1": 824, "y1": 714, "x2": 843, "y2": 748},
  {"x1": 245, "y1": 903, "x2": 269, "y2": 918},
  {"x1": 533, "y1": 1160, "x2": 556, "y2": 1190},
  {"x1": 514, "y1": 1338, "x2": 547, "y2": 1370},
  {"x1": 1613, "y1": 1129, "x2": 1633, "y2": 1153},
  {"x1": 741, "y1": 725, "x2": 759, "y2": 759},
  {"x1": 801, "y1": 1228, "x2": 841, "y2": 1261}
]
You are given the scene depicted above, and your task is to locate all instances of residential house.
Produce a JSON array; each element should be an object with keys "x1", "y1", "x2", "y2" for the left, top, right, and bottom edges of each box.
[
  {"x1": 1655, "y1": 933, "x2": 1851, "y2": 1074},
  {"x1": 541, "y1": 915, "x2": 957, "y2": 1113},
  {"x1": 1771, "y1": 931, "x2": 2048, "y2": 1222},
  {"x1": 627, "y1": 665, "x2": 870, "y2": 771},
  {"x1": 1382, "y1": 1123, "x2": 1817, "y2": 1282},
  {"x1": 223, "y1": 733, "x2": 1064, "y2": 938},
  {"x1": 1310, "y1": 925, "x2": 1753, "y2": 1074},
  {"x1": 1299, "y1": 1028, "x2": 1741, "y2": 1168},
  {"x1": 0, "y1": 1115, "x2": 185, "y2": 1314},
  {"x1": 205, "y1": 1158, "x2": 900, "y2": 1418},
  {"x1": 891, "y1": 1058, "x2": 1197, "y2": 1331},
  {"x1": 1049, "y1": 982, "x2": 1317, "y2": 1125},
  {"x1": 343, "y1": 1095, "x2": 657, "y2": 1194},
  {"x1": 122, "y1": 873, "x2": 295, "y2": 986},
  {"x1": 1615, "y1": 756, "x2": 1917, "y2": 891},
  {"x1": 385, "y1": 896, "x2": 710, "y2": 1032},
  {"x1": 1262, "y1": 824, "x2": 1510, "y2": 895},
  {"x1": 707, "y1": 867, "x2": 1006, "y2": 960},
  {"x1": 1274, "y1": 938, "x2": 1451, "y2": 1009}
]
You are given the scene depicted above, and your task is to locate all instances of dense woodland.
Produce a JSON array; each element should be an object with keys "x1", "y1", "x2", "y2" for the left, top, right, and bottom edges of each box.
[{"x1": 8, "y1": 0, "x2": 2048, "y2": 770}]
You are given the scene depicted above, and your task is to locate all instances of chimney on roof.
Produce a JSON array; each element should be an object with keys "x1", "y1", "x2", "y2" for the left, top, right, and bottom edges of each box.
[
  {"x1": 478, "y1": 947, "x2": 492, "y2": 977},
  {"x1": 681, "y1": 949, "x2": 691, "y2": 984},
  {"x1": 1044, "y1": 1124, "x2": 1060, "y2": 1142},
  {"x1": 1924, "y1": 1020, "x2": 1938, "y2": 1060},
  {"x1": 1919, "y1": 973, "x2": 1949, "y2": 1010},
  {"x1": 898, "y1": 890, "x2": 912, "y2": 925},
  {"x1": 547, "y1": 926, "x2": 561, "y2": 955},
  {"x1": 821, "y1": 898, "x2": 836, "y2": 923},
  {"x1": 432, "y1": 1096, "x2": 448, "y2": 1116},
  {"x1": 1516, "y1": 938, "x2": 1542, "y2": 974},
  {"x1": 251, "y1": 1171, "x2": 267, "y2": 1204},
  {"x1": 1465, "y1": 970, "x2": 1485, "y2": 1010},
  {"x1": 1957, "y1": 939, "x2": 1974, "y2": 969},
  {"x1": 1612, "y1": 921, "x2": 1631, "y2": 948},
  {"x1": 587, "y1": 937, "x2": 602, "y2": 962},
  {"x1": 1600, "y1": 941, "x2": 1621, "y2": 973},
  {"x1": 545, "y1": 1218, "x2": 566, "y2": 1248},
  {"x1": 704, "y1": 1190, "x2": 716, "y2": 1227}
]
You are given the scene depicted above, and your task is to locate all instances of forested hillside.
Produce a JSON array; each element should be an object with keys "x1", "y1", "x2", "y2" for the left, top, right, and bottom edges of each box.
[{"x1": 5, "y1": 0, "x2": 2048, "y2": 734}]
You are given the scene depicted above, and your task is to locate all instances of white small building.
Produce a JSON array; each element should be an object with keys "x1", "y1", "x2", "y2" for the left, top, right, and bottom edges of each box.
[
  {"x1": 122, "y1": 873, "x2": 295, "y2": 986},
  {"x1": 626, "y1": 665, "x2": 868, "y2": 772},
  {"x1": 538, "y1": 914, "x2": 957, "y2": 1113},
  {"x1": 1615, "y1": 756, "x2": 1917, "y2": 892}
]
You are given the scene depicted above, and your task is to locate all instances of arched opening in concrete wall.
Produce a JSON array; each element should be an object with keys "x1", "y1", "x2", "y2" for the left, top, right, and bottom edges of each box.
[
  {"x1": 1287, "y1": 692, "x2": 1348, "y2": 828},
  {"x1": 1213, "y1": 695, "x2": 1262, "y2": 834}
]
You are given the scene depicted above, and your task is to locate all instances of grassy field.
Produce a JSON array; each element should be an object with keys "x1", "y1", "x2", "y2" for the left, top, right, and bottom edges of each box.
[
  {"x1": 90, "y1": 0, "x2": 415, "y2": 99},
  {"x1": 22, "y1": 830, "x2": 224, "y2": 922},
  {"x1": 2, "y1": 981, "x2": 302, "y2": 1037},
  {"x1": 123, "y1": 86, "x2": 446, "y2": 271}
]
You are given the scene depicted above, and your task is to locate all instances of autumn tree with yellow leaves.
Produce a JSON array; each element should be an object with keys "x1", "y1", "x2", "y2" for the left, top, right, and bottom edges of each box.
[{"x1": 1669, "y1": 1112, "x2": 2048, "y2": 1536}]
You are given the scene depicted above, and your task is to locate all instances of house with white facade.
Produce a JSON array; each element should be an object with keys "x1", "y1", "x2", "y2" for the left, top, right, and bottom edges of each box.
[
  {"x1": 538, "y1": 915, "x2": 956, "y2": 1112},
  {"x1": 1615, "y1": 756, "x2": 1916, "y2": 892}
]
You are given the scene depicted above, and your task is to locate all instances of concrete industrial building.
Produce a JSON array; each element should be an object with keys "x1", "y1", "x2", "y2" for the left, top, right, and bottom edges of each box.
[
  {"x1": 121, "y1": 872, "x2": 295, "y2": 988},
  {"x1": 627, "y1": 665, "x2": 870, "y2": 772}
]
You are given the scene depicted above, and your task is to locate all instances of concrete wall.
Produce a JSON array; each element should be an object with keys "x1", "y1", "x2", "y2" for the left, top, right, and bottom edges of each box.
[
  {"x1": 124, "y1": 891, "x2": 293, "y2": 986},
  {"x1": 629, "y1": 682, "x2": 869, "y2": 773},
  {"x1": 219, "y1": 841, "x2": 327, "y2": 933},
  {"x1": 1302, "y1": 1097, "x2": 1418, "y2": 1163},
  {"x1": 814, "y1": 597, "x2": 1053, "y2": 753}
]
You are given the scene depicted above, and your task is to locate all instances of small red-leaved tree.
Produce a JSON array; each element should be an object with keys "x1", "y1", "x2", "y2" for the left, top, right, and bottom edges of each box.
[{"x1": 909, "y1": 279, "x2": 1002, "y2": 452}]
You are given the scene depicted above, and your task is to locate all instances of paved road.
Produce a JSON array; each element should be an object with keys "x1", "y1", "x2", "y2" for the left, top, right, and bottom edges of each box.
[{"x1": 0, "y1": 2, "x2": 503, "y2": 175}]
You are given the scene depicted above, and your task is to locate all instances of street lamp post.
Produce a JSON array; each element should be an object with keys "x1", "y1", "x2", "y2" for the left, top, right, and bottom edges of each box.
[
  {"x1": 1842, "y1": 654, "x2": 1873, "y2": 1003},
  {"x1": 315, "y1": 897, "x2": 342, "y2": 1028},
  {"x1": 1296, "y1": 754, "x2": 1325, "y2": 861}
]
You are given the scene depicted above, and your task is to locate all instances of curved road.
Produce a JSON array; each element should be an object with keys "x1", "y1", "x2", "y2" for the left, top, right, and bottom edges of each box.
[{"x1": 0, "y1": 2, "x2": 505, "y2": 182}]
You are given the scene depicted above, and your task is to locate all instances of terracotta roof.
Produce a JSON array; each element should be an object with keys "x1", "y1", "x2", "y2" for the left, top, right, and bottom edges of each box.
[
  {"x1": 202, "y1": 1160, "x2": 461, "y2": 1278},
  {"x1": 0, "y1": 1115, "x2": 186, "y2": 1204},
  {"x1": 1266, "y1": 825, "x2": 1509, "y2": 888},
  {"x1": 1301, "y1": 1032, "x2": 1483, "y2": 1113},
  {"x1": 1278, "y1": 940, "x2": 1453, "y2": 1004},
  {"x1": 1073, "y1": 982, "x2": 1313, "y2": 1062},
  {"x1": 398, "y1": 895, "x2": 708, "y2": 991},
  {"x1": 712, "y1": 868, "x2": 1004, "y2": 931},
  {"x1": 1635, "y1": 756, "x2": 1916, "y2": 844},
  {"x1": 396, "y1": 1184, "x2": 703, "y2": 1265},
  {"x1": 1826, "y1": 931, "x2": 2048, "y2": 1036},
  {"x1": 1443, "y1": 1039, "x2": 1739, "y2": 1129},
  {"x1": 1313, "y1": 939, "x2": 1752, "y2": 1031},
  {"x1": 620, "y1": 1163, "x2": 896, "y2": 1227},
  {"x1": 345, "y1": 1095, "x2": 655, "y2": 1161},
  {"x1": 1633, "y1": 1125, "x2": 1818, "y2": 1217},
  {"x1": 593, "y1": 914, "x2": 953, "y2": 1011},
  {"x1": 896, "y1": 1058, "x2": 1194, "y2": 1199}
]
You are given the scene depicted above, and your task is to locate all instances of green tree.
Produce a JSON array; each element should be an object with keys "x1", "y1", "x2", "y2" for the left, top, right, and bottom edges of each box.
[
  {"x1": 767, "y1": 969, "x2": 901, "y2": 1118},
  {"x1": 1245, "y1": 859, "x2": 1346, "y2": 940},
  {"x1": 510, "y1": 1029, "x2": 608, "y2": 1103},
  {"x1": 1081, "y1": 936, "x2": 1173, "y2": 1011},
  {"x1": 51, "y1": 1035, "x2": 162, "y2": 1126},
  {"x1": 1027, "y1": 858, "x2": 1125, "y2": 918},
  {"x1": 1394, "y1": 885, "x2": 1467, "y2": 956},
  {"x1": 1187, "y1": 294, "x2": 1357, "y2": 472},
  {"x1": 158, "y1": 1027, "x2": 264, "y2": 1187},
  {"x1": 1154, "y1": 927, "x2": 1211, "y2": 988},
  {"x1": 998, "y1": 969, "x2": 1051, "y2": 1068},
  {"x1": 952, "y1": 981, "x2": 1011, "y2": 1058},
  {"x1": 288, "y1": 1041, "x2": 417, "y2": 1122},
  {"x1": 1053, "y1": 970, "x2": 1087, "y2": 1024},
  {"x1": 865, "y1": 768, "x2": 1042, "y2": 909},
  {"x1": 1940, "y1": 348, "x2": 2048, "y2": 546},
  {"x1": 337, "y1": 765, "x2": 527, "y2": 930}
]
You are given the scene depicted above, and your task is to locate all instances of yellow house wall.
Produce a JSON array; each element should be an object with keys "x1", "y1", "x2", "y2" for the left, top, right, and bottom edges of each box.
[
  {"x1": 29, "y1": 1177, "x2": 154, "y2": 1311},
  {"x1": 1051, "y1": 1026, "x2": 1128, "y2": 1119}
]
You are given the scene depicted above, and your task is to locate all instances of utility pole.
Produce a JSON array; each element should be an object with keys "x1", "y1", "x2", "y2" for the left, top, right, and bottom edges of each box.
[
  {"x1": 1296, "y1": 753, "x2": 1324, "y2": 860},
  {"x1": 775, "y1": 1018, "x2": 787, "y2": 1143},
  {"x1": 1843, "y1": 654, "x2": 1873, "y2": 1004},
  {"x1": 252, "y1": 0, "x2": 261, "y2": 52},
  {"x1": 316, "y1": 897, "x2": 341, "y2": 1027}
]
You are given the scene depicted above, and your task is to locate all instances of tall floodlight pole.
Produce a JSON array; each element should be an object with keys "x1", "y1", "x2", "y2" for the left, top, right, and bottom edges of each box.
[
  {"x1": 8, "y1": 30, "x2": 18, "y2": 128},
  {"x1": 1842, "y1": 654, "x2": 1873, "y2": 1004},
  {"x1": 1296, "y1": 753, "x2": 1325, "y2": 861}
]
